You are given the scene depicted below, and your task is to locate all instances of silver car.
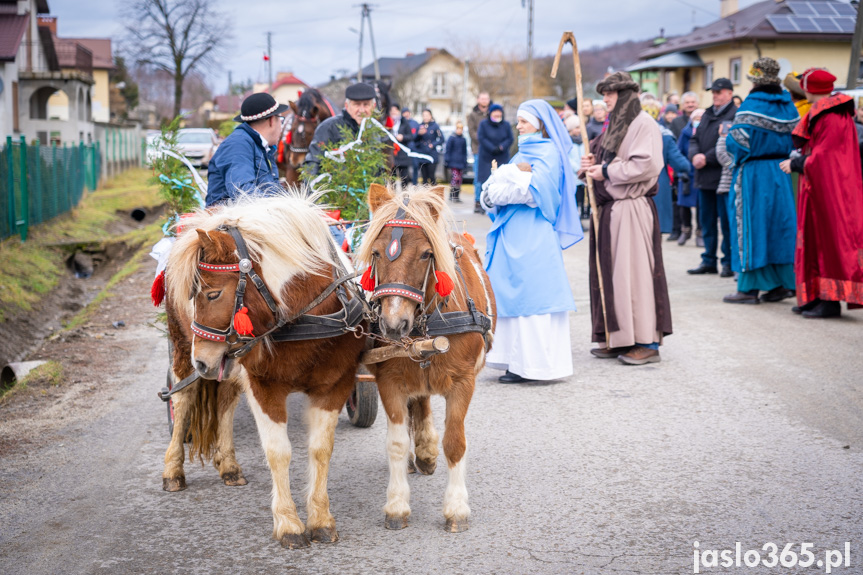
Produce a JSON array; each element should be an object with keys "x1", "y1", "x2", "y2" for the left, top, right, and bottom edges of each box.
[{"x1": 176, "y1": 128, "x2": 220, "y2": 168}]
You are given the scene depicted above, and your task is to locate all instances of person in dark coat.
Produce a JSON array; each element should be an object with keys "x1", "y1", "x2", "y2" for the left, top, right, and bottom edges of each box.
[
  {"x1": 401, "y1": 108, "x2": 421, "y2": 185},
  {"x1": 687, "y1": 78, "x2": 738, "y2": 276},
  {"x1": 444, "y1": 121, "x2": 468, "y2": 202},
  {"x1": 304, "y1": 82, "x2": 376, "y2": 177},
  {"x1": 389, "y1": 104, "x2": 414, "y2": 189},
  {"x1": 206, "y1": 92, "x2": 288, "y2": 206},
  {"x1": 414, "y1": 108, "x2": 444, "y2": 184},
  {"x1": 655, "y1": 125, "x2": 692, "y2": 234},
  {"x1": 477, "y1": 103, "x2": 514, "y2": 185},
  {"x1": 675, "y1": 109, "x2": 703, "y2": 245}
]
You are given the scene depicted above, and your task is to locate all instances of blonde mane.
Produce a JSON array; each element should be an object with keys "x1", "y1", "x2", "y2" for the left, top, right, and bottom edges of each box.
[
  {"x1": 356, "y1": 184, "x2": 462, "y2": 299},
  {"x1": 167, "y1": 190, "x2": 337, "y2": 315}
]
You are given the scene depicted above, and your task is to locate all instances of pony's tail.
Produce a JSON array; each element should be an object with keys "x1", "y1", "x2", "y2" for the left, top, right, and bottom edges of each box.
[{"x1": 186, "y1": 378, "x2": 220, "y2": 464}]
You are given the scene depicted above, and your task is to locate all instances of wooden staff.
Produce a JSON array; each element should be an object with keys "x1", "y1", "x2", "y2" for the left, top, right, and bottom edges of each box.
[{"x1": 551, "y1": 31, "x2": 610, "y2": 344}]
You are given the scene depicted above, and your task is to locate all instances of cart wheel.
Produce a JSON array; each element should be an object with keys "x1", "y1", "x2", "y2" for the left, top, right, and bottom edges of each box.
[{"x1": 346, "y1": 375, "x2": 378, "y2": 428}]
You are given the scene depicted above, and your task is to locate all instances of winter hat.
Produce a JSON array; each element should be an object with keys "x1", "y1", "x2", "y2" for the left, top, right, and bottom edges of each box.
[
  {"x1": 566, "y1": 98, "x2": 578, "y2": 111},
  {"x1": 747, "y1": 57, "x2": 781, "y2": 86},
  {"x1": 798, "y1": 68, "x2": 836, "y2": 95},
  {"x1": 564, "y1": 114, "x2": 581, "y2": 132},
  {"x1": 345, "y1": 82, "x2": 377, "y2": 101},
  {"x1": 664, "y1": 103, "x2": 679, "y2": 114},
  {"x1": 596, "y1": 71, "x2": 640, "y2": 95},
  {"x1": 783, "y1": 72, "x2": 806, "y2": 98}
]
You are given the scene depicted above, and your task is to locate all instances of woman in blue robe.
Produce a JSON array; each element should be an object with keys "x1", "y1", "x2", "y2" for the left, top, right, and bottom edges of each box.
[
  {"x1": 480, "y1": 99, "x2": 583, "y2": 383},
  {"x1": 723, "y1": 58, "x2": 799, "y2": 305}
]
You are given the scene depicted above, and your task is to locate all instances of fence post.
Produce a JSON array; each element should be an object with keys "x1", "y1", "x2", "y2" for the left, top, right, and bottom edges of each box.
[
  {"x1": 33, "y1": 140, "x2": 42, "y2": 225},
  {"x1": 5, "y1": 136, "x2": 15, "y2": 236},
  {"x1": 18, "y1": 135, "x2": 28, "y2": 241},
  {"x1": 52, "y1": 142, "x2": 58, "y2": 219}
]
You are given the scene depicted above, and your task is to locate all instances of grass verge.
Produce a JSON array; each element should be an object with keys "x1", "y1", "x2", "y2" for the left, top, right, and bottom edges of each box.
[{"x1": 0, "y1": 168, "x2": 162, "y2": 322}]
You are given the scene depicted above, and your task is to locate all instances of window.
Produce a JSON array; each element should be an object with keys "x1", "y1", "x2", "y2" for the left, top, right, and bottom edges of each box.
[
  {"x1": 704, "y1": 62, "x2": 714, "y2": 89},
  {"x1": 730, "y1": 57, "x2": 742, "y2": 85},
  {"x1": 431, "y1": 72, "x2": 447, "y2": 97}
]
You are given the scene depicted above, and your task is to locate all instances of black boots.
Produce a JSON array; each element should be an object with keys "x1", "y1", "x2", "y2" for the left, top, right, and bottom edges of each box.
[{"x1": 449, "y1": 188, "x2": 462, "y2": 203}]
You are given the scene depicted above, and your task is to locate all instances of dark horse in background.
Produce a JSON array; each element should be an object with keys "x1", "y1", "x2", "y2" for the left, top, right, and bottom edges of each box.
[{"x1": 278, "y1": 88, "x2": 334, "y2": 185}]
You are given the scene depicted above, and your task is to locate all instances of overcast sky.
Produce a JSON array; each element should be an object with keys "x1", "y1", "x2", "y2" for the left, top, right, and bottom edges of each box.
[{"x1": 51, "y1": 0, "x2": 768, "y2": 92}]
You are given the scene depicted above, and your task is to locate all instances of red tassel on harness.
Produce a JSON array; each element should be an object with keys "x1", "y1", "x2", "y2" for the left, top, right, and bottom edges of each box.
[
  {"x1": 434, "y1": 271, "x2": 454, "y2": 297},
  {"x1": 360, "y1": 266, "x2": 376, "y2": 291},
  {"x1": 276, "y1": 139, "x2": 285, "y2": 163},
  {"x1": 233, "y1": 306, "x2": 254, "y2": 336},
  {"x1": 285, "y1": 130, "x2": 292, "y2": 145},
  {"x1": 151, "y1": 270, "x2": 165, "y2": 307},
  {"x1": 463, "y1": 232, "x2": 476, "y2": 245}
]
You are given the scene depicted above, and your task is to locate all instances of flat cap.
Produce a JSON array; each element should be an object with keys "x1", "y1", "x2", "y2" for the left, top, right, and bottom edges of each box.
[{"x1": 345, "y1": 82, "x2": 376, "y2": 101}]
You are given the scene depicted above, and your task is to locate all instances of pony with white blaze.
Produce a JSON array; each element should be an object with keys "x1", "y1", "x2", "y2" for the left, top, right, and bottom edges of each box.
[{"x1": 357, "y1": 183, "x2": 496, "y2": 532}]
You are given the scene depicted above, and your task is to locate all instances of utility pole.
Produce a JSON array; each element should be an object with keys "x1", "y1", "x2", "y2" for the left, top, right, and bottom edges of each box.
[
  {"x1": 523, "y1": 0, "x2": 534, "y2": 99},
  {"x1": 356, "y1": 7, "x2": 365, "y2": 82},
  {"x1": 228, "y1": 70, "x2": 232, "y2": 94},
  {"x1": 355, "y1": 4, "x2": 379, "y2": 82},
  {"x1": 266, "y1": 31, "x2": 273, "y2": 86},
  {"x1": 462, "y1": 58, "x2": 470, "y2": 120},
  {"x1": 847, "y1": 2, "x2": 863, "y2": 89}
]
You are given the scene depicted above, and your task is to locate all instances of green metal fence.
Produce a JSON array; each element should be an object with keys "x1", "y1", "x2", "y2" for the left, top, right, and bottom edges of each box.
[{"x1": 0, "y1": 136, "x2": 101, "y2": 241}]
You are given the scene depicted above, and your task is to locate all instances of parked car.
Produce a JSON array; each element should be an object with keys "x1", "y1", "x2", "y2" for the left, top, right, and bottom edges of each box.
[
  {"x1": 176, "y1": 128, "x2": 219, "y2": 168},
  {"x1": 436, "y1": 125, "x2": 474, "y2": 183}
]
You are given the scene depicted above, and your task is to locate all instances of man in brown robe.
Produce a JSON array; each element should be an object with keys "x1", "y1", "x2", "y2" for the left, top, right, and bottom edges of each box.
[{"x1": 580, "y1": 72, "x2": 673, "y2": 365}]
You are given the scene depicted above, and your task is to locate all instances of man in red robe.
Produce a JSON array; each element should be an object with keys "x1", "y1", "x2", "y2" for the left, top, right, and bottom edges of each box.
[{"x1": 780, "y1": 68, "x2": 863, "y2": 318}]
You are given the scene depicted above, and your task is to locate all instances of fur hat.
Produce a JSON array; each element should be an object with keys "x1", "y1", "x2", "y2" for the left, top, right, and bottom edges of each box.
[
  {"x1": 747, "y1": 57, "x2": 781, "y2": 86},
  {"x1": 596, "y1": 71, "x2": 640, "y2": 95}
]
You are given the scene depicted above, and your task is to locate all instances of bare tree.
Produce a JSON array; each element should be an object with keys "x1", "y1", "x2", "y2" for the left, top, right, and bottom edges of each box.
[{"x1": 124, "y1": 0, "x2": 231, "y2": 119}]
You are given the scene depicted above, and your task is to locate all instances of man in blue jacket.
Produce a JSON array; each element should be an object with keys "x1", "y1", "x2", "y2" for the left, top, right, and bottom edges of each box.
[{"x1": 206, "y1": 92, "x2": 288, "y2": 206}]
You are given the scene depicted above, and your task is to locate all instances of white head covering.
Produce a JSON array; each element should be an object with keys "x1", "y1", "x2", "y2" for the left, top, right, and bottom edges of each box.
[{"x1": 516, "y1": 109, "x2": 541, "y2": 130}]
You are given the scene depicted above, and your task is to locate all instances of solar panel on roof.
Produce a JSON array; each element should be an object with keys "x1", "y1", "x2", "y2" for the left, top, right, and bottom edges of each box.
[
  {"x1": 791, "y1": 16, "x2": 821, "y2": 32},
  {"x1": 787, "y1": 1, "x2": 816, "y2": 15},
  {"x1": 835, "y1": 16, "x2": 856, "y2": 33},
  {"x1": 767, "y1": 14, "x2": 800, "y2": 33},
  {"x1": 832, "y1": 3, "x2": 857, "y2": 16},
  {"x1": 811, "y1": 16, "x2": 842, "y2": 32}
]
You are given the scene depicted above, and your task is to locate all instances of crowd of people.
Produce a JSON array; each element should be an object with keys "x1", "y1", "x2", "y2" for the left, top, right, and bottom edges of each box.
[
  {"x1": 476, "y1": 59, "x2": 863, "y2": 383},
  {"x1": 204, "y1": 65, "x2": 863, "y2": 385}
]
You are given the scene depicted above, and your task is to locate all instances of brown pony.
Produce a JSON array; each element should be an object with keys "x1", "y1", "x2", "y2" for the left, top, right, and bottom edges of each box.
[
  {"x1": 162, "y1": 193, "x2": 365, "y2": 549},
  {"x1": 356, "y1": 183, "x2": 496, "y2": 532},
  {"x1": 280, "y1": 89, "x2": 333, "y2": 184}
]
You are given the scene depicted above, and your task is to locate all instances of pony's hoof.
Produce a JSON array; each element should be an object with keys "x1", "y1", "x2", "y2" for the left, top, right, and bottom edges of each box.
[
  {"x1": 384, "y1": 515, "x2": 409, "y2": 530},
  {"x1": 414, "y1": 457, "x2": 436, "y2": 475},
  {"x1": 309, "y1": 526, "x2": 339, "y2": 543},
  {"x1": 162, "y1": 476, "x2": 187, "y2": 492},
  {"x1": 279, "y1": 532, "x2": 311, "y2": 549},
  {"x1": 407, "y1": 457, "x2": 417, "y2": 474},
  {"x1": 221, "y1": 471, "x2": 248, "y2": 486},
  {"x1": 445, "y1": 517, "x2": 469, "y2": 533}
]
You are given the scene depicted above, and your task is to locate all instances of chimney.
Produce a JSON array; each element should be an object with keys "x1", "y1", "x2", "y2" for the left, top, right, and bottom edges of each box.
[
  {"x1": 720, "y1": 0, "x2": 739, "y2": 18},
  {"x1": 38, "y1": 15, "x2": 57, "y2": 35},
  {"x1": 406, "y1": 52, "x2": 415, "y2": 57},
  {"x1": 425, "y1": 47, "x2": 437, "y2": 53}
]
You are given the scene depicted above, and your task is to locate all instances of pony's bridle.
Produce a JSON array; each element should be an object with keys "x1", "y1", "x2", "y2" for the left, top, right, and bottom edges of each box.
[
  {"x1": 190, "y1": 226, "x2": 362, "y2": 359},
  {"x1": 190, "y1": 226, "x2": 281, "y2": 357},
  {"x1": 368, "y1": 203, "x2": 437, "y2": 307}
]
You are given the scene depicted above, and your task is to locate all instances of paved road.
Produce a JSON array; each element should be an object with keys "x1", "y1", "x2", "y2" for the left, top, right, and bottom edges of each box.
[{"x1": 2, "y1": 198, "x2": 862, "y2": 574}]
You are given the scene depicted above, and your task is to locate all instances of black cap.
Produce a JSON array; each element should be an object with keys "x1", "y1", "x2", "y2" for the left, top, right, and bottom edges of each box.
[
  {"x1": 566, "y1": 98, "x2": 578, "y2": 110},
  {"x1": 233, "y1": 92, "x2": 289, "y2": 122},
  {"x1": 345, "y1": 82, "x2": 376, "y2": 101},
  {"x1": 664, "y1": 103, "x2": 679, "y2": 113},
  {"x1": 706, "y1": 78, "x2": 733, "y2": 92}
]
